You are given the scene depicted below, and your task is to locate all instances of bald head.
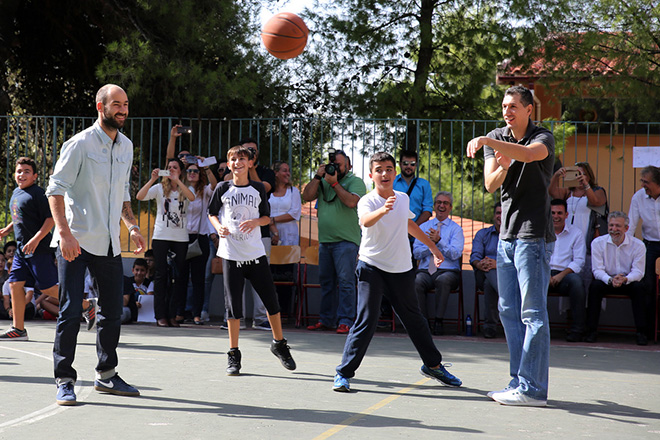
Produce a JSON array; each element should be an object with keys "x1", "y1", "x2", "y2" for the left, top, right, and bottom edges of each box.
[{"x1": 96, "y1": 84, "x2": 129, "y2": 136}]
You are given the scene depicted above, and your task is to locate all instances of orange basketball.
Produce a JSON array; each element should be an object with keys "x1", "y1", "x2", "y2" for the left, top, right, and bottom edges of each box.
[{"x1": 261, "y1": 12, "x2": 309, "y2": 60}]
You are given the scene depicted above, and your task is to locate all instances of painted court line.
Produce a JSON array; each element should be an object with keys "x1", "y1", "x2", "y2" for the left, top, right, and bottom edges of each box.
[
  {"x1": 313, "y1": 377, "x2": 431, "y2": 440},
  {"x1": 0, "y1": 345, "x2": 90, "y2": 432}
]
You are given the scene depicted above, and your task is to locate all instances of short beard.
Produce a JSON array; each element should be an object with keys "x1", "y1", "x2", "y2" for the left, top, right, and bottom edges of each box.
[
  {"x1": 401, "y1": 168, "x2": 414, "y2": 178},
  {"x1": 102, "y1": 109, "x2": 125, "y2": 130}
]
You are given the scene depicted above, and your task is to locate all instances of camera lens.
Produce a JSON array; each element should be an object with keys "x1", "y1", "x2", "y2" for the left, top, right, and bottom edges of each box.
[{"x1": 325, "y1": 163, "x2": 336, "y2": 176}]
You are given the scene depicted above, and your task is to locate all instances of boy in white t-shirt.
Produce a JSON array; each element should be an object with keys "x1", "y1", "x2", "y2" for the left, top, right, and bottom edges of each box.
[
  {"x1": 208, "y1": 144, "x2": 295, "y2": 376},
  {"x1": 333, "y1": 152, "x2": 463, "y2": 392}
]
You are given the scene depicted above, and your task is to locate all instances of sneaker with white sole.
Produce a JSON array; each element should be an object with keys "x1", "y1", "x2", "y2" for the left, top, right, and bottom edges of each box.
[
  {"x1": 333, "y1": 374, "x2": 350, "y2": 392},
  {"x1": 0, "y1": 326, "x2": 28, "y2": 341},
  {"x1": 252, "y1": 320, "x2": 271, "y2": 331},
  {"x1": 491, "y1": 388, "x2": 547, "y2": 407},
  {"x1": 83, "y1": 298, "x2": 98, "y2": 331},
  {"x1": 94, "y1": 373, "x2": 140, "y2": 396},
  {"x1": 487, "y1": 385, "x2": 515, "y2": 399},
  {"x1": 420, "y1": 363, "x2": 462, "y2": 387}
]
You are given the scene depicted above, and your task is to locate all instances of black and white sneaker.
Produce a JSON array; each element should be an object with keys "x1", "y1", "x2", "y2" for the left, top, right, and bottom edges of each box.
[
  {"x1": 270, "y1": 339, "x2": 296, "y2": 371},
  {"x1": 227, "y1": 349, "x2": 242, "y2": 376}
]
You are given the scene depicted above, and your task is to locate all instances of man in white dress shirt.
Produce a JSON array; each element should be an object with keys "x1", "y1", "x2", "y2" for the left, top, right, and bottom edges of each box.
[
  {"x1": 627, "y1": 165, "x2": 660, "y2": 339},
  {"x1": 548, "y1": 199, "x2": 586, "y2": 342},
  {"x1": 586, "y1": 211, "x2": 647, "y2": 345}
]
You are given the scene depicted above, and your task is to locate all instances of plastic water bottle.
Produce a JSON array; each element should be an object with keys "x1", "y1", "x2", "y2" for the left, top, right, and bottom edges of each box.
[{"x1": 466, "y1": 314, "x2": 473, "y2": 336}]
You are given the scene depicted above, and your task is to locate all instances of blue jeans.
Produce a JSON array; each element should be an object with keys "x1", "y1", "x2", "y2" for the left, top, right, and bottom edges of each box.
[
  {"x1": 53, "y1": 248, "x2": 124, "y2": 382},
  {"x1": 318, "y1": 241, "x2": 358, "y2": 327},
  {"x1": 497, "y1": 238, "x2": 553, "y2": 400}
]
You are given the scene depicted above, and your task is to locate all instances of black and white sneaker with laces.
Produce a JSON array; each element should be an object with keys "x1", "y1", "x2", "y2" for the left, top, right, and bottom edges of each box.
[
  {"x1": 227, "y1": 348, "x2": 242, "y2": 376},
  {"x1": 270, "y1": 338, "x2": 296, "y2": 371}
]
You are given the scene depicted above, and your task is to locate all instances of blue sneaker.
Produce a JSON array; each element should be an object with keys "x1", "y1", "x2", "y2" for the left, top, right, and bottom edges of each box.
[
  {"x1": 333, "y1": 374, "x2": 350, "y2": 392},
  {"x1": 94, "y1": 373, "x2": 140, "y2": 396},
  {"x1": 56, "y1": 382, "x2": 77, "y2": 406},
  {"x1": 420, "y1": 364, "x2": 462, "y2": 387}
]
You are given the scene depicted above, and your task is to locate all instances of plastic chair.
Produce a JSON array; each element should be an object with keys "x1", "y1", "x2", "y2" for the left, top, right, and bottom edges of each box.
[
  {"x1": 270, "y1": 245, "x2": 301, "y2": 319},
  {"x1": 296, "y1": 245, "x2": 320, "y2": 328}
]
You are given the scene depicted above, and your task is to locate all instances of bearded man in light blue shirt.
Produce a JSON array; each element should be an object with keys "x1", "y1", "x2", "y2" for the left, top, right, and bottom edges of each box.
[{"x1": 47, "y1": 84, "x2": 145, "y2": 406}]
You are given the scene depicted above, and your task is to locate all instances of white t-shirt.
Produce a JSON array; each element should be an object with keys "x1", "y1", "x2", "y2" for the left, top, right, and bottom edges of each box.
[
  {"x1": 208, "y1": 180, "x2": 270, "y2": 262},
  {"x1": 143, "y1": 184, "x2": 190, "y2": 242},
  {"x1": 187, "y1": 185, "x2": 214, "y2": 235},
  {"x1": 3, "y1": 280, "x2": 36, "y2": 305},
  {"x1": 358, "y1": 190, "x2": 414, "y2": 273},
  {"x1": 269, "y1": 186, "x2": 302, "y2": 246}
]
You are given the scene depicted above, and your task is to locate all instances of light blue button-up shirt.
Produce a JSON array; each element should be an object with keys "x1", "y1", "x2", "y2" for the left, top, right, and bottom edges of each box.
[
  {"x1": 393, "y1": 174, "x2": 433, "y2": 222},
  {"x1": 46, "y1": 122, "x2": 133, "y2": 257},
  {"x1": 413, "y1": 217, "x2": 464, "y2": 271}
]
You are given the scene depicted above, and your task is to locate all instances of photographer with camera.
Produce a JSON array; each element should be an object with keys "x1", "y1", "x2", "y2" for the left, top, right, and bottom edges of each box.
[{"x1": 302, "y1": 149, "x2": 366, "y2": 334}]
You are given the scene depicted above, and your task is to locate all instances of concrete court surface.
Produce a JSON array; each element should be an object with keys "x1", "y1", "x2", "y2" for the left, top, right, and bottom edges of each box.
[{"x1": 0, "y1": 320, "x2": 659, "y2": 440}]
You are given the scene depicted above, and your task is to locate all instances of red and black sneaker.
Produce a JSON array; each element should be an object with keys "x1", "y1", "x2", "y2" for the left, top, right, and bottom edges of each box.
[{"x1": 0, "y1": 326, "x2": 28, "y2": 341}]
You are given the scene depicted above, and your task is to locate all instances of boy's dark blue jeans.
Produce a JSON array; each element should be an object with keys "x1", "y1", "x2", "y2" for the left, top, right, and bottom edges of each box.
[{"x1": 336, "y1": 260, "x2": 443, "y2": 379}]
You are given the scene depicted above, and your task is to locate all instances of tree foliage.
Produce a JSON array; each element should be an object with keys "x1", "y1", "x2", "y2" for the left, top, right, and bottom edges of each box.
[
  {"x1": 518, "y1": 0, "x2": 660, "y2": 122},
  {"x1": 0, "y1": 0, "x2": 288, "y2": 118},
  {"x1": 296, "y1": 0, "x2": 533, "y2": 123}
]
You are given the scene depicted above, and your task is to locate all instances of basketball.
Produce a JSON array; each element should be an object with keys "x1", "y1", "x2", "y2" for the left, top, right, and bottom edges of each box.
[{"x1": 261, "y1": 12, "x2": 309, "y2": 60}]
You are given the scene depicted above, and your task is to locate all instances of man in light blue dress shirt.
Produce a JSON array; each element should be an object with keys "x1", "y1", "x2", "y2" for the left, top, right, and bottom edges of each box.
[
  {"x1": 413, "y1": 191, "x2": 464, "y2": 335},
  {"x1": 47, "y1": 84, "x2": 145, "y2": 406}
]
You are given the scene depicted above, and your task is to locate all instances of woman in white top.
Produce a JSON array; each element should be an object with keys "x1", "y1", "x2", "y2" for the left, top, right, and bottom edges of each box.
[
  {"x1": 549, "y1": 161, "x2": 608, "y2": 288},
  {"x1": 268, "y1": 161, "x2": 302, "y2": 246},
  {"x1": 268, "y1": 161, "x2": 301, "y2": 316},
  {"x1": 184, "y1": 162, "x2": 217, "y2": 325},
  {"x1": 136, "y1": 158, "x2": 195, "y2": 327}
]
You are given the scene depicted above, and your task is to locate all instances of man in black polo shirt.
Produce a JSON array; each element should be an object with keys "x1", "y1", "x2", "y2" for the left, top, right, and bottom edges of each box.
[{"x1": 467, "y1": 85, "x2": 555, "y2": 407}]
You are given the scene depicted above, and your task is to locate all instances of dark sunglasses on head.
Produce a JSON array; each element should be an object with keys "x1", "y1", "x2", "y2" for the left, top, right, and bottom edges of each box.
[{"x1": 402, "y1": 161, "x2": 416, "y2": 166}]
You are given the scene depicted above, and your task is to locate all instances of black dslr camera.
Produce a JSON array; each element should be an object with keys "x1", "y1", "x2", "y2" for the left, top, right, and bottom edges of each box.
[{"x1": 325, "y1": 148, "x2": 338, "y2": 176}]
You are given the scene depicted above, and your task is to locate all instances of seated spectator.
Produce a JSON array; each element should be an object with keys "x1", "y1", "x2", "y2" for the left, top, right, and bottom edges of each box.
[
  {"x1": 144, "y1": 249, "x2": 155, "y2": 284},
  {"x1": 3, "y1": 241, "x2": 17, "y2": 269},
  {"x1": 2, "y1": 276, "x2": 36, "y2": 322},
  {"x1": 122, "y1": 258, "x2": 150, "y2": 324},
  {"x1": 627, "y1": 165, "x2": 660, "y2": 340},
  {"x1": 548, "y1": 199, "x2": 586, "y2": 342},
  {"x1": 414, "y1": 191, "x2": 465, "y2": 335},
  {"x1": 586, "y1": 211, "x2": 647, "y2": 345},
  {"x1": 470, "y1": 202, "x2": 501, "y2": 339},
  {"x1": 0, "y1": 251, "x2": 7, "y2": 285},
  {"x1": 35, "y1": 291, "x2": 59, "y2": 320},
  {"x1": 549, "y1": 161, "x2": 608, "y2": 293}
]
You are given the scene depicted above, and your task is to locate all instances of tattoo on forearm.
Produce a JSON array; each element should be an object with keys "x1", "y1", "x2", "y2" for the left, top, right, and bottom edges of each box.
[{"x1": 121, "y1": 202, "x2": 136, "y2": 223}]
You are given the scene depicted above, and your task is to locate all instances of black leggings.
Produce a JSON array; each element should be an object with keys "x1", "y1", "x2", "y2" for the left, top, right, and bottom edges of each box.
[
  {"x1": 152, "y1": 239, "x2": 188, "y2": 320},
  {"x1": 222, "y1": 256, "x2": 280, "y2": 319}
]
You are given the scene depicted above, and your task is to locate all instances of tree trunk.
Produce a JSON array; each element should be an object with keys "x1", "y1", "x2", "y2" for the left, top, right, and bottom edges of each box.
[{"x1": 406, "y1": 0, "x2": 434, "y2": 151}]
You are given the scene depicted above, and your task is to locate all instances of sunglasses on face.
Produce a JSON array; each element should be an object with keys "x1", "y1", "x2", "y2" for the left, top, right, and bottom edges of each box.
[
  {"x1": 187, "y1": 169, "x2": 200, "y2": 174},
  {"x1": 402, "y1": 161, "x2": 416, "y2": 167},
  {"x1": 434, "y1": 200, "x2": 451, "y2": 206}
]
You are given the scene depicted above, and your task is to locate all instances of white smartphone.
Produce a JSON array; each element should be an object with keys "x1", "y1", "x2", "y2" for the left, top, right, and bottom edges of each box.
[{"x1": 158, "y1": 170, "x2": 170, "y2": 177}]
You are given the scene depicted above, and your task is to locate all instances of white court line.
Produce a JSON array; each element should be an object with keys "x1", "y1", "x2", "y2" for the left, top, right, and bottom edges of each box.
[{"x1": 0, "y1": 345, "x2": 91, "y2": 432}]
